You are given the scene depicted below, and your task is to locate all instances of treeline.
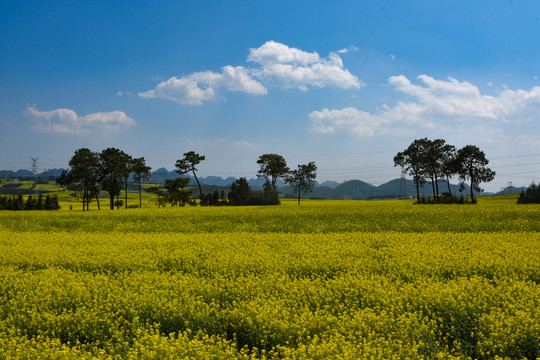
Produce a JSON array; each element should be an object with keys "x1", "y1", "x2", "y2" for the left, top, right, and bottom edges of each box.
[
  {"x1": 0, "y1": 194, "x2": 60, "y2": 211},
  {"x1": 59, "y1": 149, "x2": 317, "y2": 210},
  {"x1": 394, "y1": 138, "x2": 495, "y2": 204},
  {"x1": 517, "y1": 183, "x2": 540, "y2": 204}
]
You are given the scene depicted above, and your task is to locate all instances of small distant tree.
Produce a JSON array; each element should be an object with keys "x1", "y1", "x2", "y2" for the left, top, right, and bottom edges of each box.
[
  {"x1": 176, "y1": 151, "x2": 205, "y2": 204},
  {"x1": 163, "y1": 177, "x2": 192, "y2": 206},
  {"x1": 285, "y1": 162, "x2": 317, "y2": 206},
  {"x1": 228, "y1": 178, "x2": 251, "y2": 206},
  {"x1": 131, "y1": 157, "x2": 152, "y2": 209},
  {"x1": 455, "y1": 145, "x2": 495, "y2": 204},
  {"x1": 146, "y1": 185, "x2": 168, "y2": 207}
]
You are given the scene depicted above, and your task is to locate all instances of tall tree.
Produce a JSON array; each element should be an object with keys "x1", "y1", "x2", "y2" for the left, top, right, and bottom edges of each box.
[
  {"x1": 256, "y1": 153, "x2": 289, "y2": 204},
  {"x1": 175, "y1": 151, "x2": 205, "y2": 204},
  {"x1": 440, "y1": 144, "x2": 457, "y2": 195},
  {"x1": 285, "y1": 162, "x2": 317, "y2": 206},
  {"x1": 99, "y1": 148, "x2": 130, "y2": 210},
  {"x1": 419, "y1": 138, "x2": 455, "y2": 202},
  {"x1": 455, "y1": 145, "x2": 495, "y2": 203},
  {"x1": 56, "y1": 148, "x2": 101, "y2": 211},
  {"x1": 394, "y1": 140, "x2": 427, "y2": 201},
  {"x1": 121, "y1": 154, "x2": 133, "y2": 209},
  {"x1": 131, "y1": 157, "x2": 152, "y2": 209}
]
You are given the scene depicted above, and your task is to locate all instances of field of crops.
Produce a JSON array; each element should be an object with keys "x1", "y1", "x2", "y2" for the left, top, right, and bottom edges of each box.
[{"x1": 0, "y1": 198, "x2": 539, "y2": 359}]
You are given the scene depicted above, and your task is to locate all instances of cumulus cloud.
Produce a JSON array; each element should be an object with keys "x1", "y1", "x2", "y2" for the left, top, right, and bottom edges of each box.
[
  {"x1": 309, "y1": 74, "x2": 540, "y2": 137},
  {"x1": 140, "y1": 41, "x2": 361, "y2": 105},
  {"x1": 139, "y1": 66, "x2": 267, "y2": 105},
  {"x1": 27, "y1": 106, "x2": 135, "y2": 135},
  {"x1": 248, "y1": 41, "x2": 362, "y2": 90}
]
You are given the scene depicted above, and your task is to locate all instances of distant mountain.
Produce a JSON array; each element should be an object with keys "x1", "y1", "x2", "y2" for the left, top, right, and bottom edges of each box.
[
  {"x1": 495, "y1": 186, "x2": 526, "y2": 196},
  {"x1": 15, "y1": 170, "x2": 33, "y2": 177},
  {"x1": 0, "y1": 168, "x2": 64, "y2": 179},
  {"x1": 335, "y1": 180, "x2": 376, "y2": 199},
  {"x1": 280, "y1": 178, "x2": 488, "y2": 200},
  {"x1": 0, "y1": 167, "x2": 518, "y2": 199},
  {"x1": 318, "y1": 180, "x2": 341, "y2": 188}
]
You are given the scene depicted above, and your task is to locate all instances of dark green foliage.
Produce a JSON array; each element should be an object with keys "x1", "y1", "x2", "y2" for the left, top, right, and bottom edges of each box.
[
  {"x1": 57, "y1": 148, "x2": 101, "y2": 211},
  {"x1": 228, "y1": 178, "x2": 280, "y2": 206},
  {"x1": 285, "y1": 162, "x2": 317, "y2": 205},
  {"x1": 147, "y1": 178, "x2": 192, "y2": 207},
  {"x1": 200, "y1": 190, "x2": 224, "y2": 206},
  {"x1": 455, "y1": 145, "x2": 496, "y2": 204},
  {"x1": 256, "y1": 154, "x2": 289, "y2": 203},
  {"x1": 228, "y1": 178, "x2": 251, "y2": 206},
  {"x1": 517, "y1": 183, "x2": 540, "y2": 204},
  {"x1": 0, "y1": 194, "x2": 60, "y2": 210},
  {"x1": 396, "y1": 140, "x2": 494, "y2": 204},
  {"x1": 175, "y1": 151, "x2": 205, "y2": 204},
  {"x1": 416, "y1": 194, "x2": 475, "y2": 205},
  {"x1": 100, "y1": 148, "x2": 131, "y2": 210}
]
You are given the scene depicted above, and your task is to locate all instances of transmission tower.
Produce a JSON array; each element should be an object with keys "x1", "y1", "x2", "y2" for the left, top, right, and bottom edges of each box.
[
  {"x1": 399, "y1": 167, "x2": 407, "y2": 199},
  {"x1": 31, "y1": 157, "x2": 38, "y2": 194},
  {"x1": 31, "y1": 157, "x2": 38, "y2": 177}
]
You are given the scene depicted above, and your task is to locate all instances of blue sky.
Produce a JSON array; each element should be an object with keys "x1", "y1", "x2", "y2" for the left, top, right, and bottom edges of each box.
[{"x1": 1, "y1": 0, "x2": 540, "y2": 191}]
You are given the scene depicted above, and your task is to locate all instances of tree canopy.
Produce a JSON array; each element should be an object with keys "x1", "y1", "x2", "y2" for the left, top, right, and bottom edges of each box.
[
  {"x1": 285, "y1": 162, "x2": 317, "y2": 205},
  {"x1": 455, "y1": 145, "x2": 496, "y2": 203},
  {"x1": 395, "y1": 139, "x2": 495, "y2": 203}
]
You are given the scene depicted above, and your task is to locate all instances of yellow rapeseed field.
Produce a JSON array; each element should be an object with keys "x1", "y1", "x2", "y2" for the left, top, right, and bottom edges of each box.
[{"x1": 0, "y1": 198, "x2": 538, "y2": 359}]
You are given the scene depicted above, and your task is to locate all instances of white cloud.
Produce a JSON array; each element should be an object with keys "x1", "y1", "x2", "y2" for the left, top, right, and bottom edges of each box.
[
  {"x1": 139, "y1": 66, "x2": 267, "y2": 105},
  {"x1": 309, "y1": 74, "x2": 540, "y2": 138},
  {"x1": 309, "y1": 107, "x2": 379, "y2": 136},
  {"x1": 233, "y1": 140, "x2": 261, "y2": 148},
  {"x1": 390, "y1": 54, "x2": 396, "y2": 60},
  {"x1": 140, "y1": 41, "x2": 362, "y2": 105},
  {"x1": 248, "y1": 40, "x2": 320, "y2": 66},
  {"x1": 249, "y1": 41, "x2": 362, "y2": 90},
  {"x1": 27, "y1": 106, "x2": 135, "y2": 135},
  {"x1": 338, "y1": 45, "x2": 359, "y2": 54}
]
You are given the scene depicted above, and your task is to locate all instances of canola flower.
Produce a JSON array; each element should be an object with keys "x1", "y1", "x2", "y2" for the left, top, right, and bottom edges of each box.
[{"x1": 0, "y1": 199, "x2": 538, "y2": 359}]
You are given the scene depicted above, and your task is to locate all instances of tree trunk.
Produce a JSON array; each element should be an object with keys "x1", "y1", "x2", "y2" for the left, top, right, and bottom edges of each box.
[
  {"x1": 446, "y1": 175, "x2": 452, "y2": 196},
  {"x1": 297, "y1": 186, "x2": 301, "y2": 206},
  {"x1": 138, "y1": 179, "x2": 142, "y2": 209},
  {"x1": 192, "y1": 170, "x2": 202, "y2": 205},
  {"x1": 109, "y1": 194, "x2": 114, "y2": 210},
  {"x1": 414, "y1": 172, "x2": 420, "y2": 200},
  {"x1": 469, "y1": 168, "x2": 475, "y2": 204},
  {"x1": 434, "y1": 174, "x2": 440, "y2": 203},
  {"x1": 430, "y1": 176, "x2": 436, "y2": 200},
  {"x1": 95, "y1": 190, "x2": 100, "y2": 210},
  {"x1": 125, "y1": 178, "x2": 128, "y2": 209}
]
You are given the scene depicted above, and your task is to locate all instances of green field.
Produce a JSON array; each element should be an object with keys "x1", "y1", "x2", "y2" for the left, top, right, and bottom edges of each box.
[{"x1": 0, "y1": 199, "x2": 538, "y2": 359}]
